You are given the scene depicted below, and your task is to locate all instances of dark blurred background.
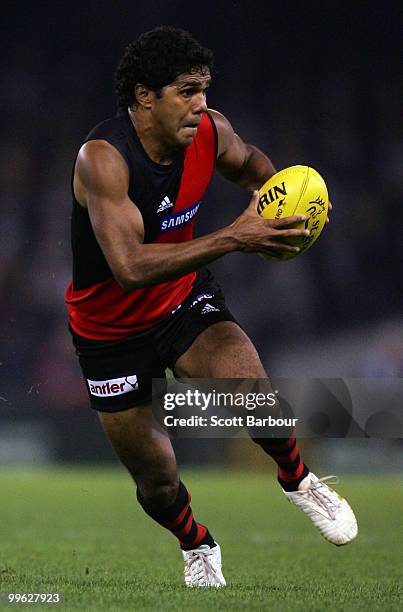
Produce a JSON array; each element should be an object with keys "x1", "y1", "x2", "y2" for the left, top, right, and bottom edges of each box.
[{"x1": 1, "y1": 1, "x2": 402, "y2": 467}]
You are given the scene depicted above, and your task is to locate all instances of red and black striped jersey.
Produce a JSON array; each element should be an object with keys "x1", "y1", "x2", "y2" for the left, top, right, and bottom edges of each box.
[{"x1": 66, "y1": 109, "x2": 217, "y2": 340}]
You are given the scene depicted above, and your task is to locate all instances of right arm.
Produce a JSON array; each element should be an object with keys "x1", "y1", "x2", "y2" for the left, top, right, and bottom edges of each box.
[{"x1": 74, "y1": 140, "x2": 308, "y2": 291}]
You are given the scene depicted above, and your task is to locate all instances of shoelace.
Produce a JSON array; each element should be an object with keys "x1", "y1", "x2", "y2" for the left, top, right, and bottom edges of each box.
[
  {"x1": 298, "y1": 475, "x2": 341, "y2": 520},
  {"x1": 186, "y1": 550, "x2": 220, "y2": 585}
]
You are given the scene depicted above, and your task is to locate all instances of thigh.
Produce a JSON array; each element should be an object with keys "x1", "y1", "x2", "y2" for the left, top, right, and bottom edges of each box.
[
  {"x1": 98, "y1": 403, "x2": 178, "y2": 486},
  {"x1": 174, "y1": 321, "x2": 268, "y2": 378}
]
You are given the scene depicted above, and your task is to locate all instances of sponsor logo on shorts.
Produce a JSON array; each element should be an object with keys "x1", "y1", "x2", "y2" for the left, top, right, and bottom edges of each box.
[
  {"x1": 201, "y1": 303, "x2": 220, "y2": 314},
  {"x1": 87, "y1": 374, "x2": 138, "y2": 397},
  {"x1": 160, "y1": 200, "x2": 201, "y2": 233}
]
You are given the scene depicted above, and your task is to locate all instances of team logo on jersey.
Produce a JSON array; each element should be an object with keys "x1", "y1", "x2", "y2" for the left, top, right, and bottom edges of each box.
[
  {"x1": 160, "y1": 200, "x2": 201, "y2": 232},
  {"x1": 87, "y1": 374, "x2": 138, "y2": 397},
  {"x1": 157, "y1": 196, "x2": 174, "y2": 214}
]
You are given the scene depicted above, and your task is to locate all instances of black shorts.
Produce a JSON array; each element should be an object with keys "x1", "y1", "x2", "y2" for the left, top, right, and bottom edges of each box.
[{"x1": 70, "y1": 269, "x2": 239, "y2": 412}]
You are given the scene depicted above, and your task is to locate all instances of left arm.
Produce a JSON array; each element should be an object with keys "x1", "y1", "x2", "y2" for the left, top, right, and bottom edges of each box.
[{"x1": 209, "y1": 108, "x2": 276, "y2": 190}]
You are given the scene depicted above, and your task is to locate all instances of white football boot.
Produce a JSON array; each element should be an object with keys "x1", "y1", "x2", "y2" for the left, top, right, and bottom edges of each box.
[
  {"x1": 182, "y1": 543, "x2": 226, "y2": 587},
  {"x1": 283, "y1": 473, "x2": 358, "y2": 546}
]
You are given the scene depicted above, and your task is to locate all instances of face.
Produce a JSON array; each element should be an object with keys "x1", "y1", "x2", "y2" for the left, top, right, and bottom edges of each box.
[{"x1": 151, "y1": 68, "x2": 211, "y2": 148}]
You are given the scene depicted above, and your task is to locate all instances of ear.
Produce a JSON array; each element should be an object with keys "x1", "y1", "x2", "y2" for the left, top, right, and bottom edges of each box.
[{"x1": 134, "y1": 84, "x2": 154, "y2": 110}]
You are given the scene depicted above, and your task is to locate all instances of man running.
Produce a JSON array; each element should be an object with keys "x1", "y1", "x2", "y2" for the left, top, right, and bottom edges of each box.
[{"x1": 66, "y1": 26, "x2": 357, "y2": 587}]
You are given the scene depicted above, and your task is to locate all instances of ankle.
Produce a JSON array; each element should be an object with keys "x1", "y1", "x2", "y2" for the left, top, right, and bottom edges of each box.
[{"x1": 278, "y1": 464, "x2": 310, "y2": 492}]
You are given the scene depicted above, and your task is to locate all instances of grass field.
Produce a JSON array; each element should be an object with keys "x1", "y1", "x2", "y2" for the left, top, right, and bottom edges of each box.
[{"x1": 0, "y1": 468, "x2": 402, "y2": 611}]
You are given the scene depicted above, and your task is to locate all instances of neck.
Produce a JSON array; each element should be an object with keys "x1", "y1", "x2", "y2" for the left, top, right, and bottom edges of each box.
[{"x1": 128, "y1": 107, "x2": 179, "y2": 165}]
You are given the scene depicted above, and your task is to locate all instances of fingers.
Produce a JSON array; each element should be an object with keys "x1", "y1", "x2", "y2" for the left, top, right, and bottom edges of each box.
[
  {"x1": 326, "y1": 200, "x2": 332, "y2": 224},
  {"x1": 262, "y1": 242, "x2": 300, "y2": 254},
  {"x1": 276, "y1": 228, "x2": 310, "y2": 237},
  {"x1": 272, "y1": 215, "x2": 306, "y2": 227},
  {"x1": 248, "y1": 190, "x2": 261, "y2": 208}
]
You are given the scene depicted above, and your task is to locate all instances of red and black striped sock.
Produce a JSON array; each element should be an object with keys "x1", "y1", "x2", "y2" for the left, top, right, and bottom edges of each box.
[
  {"x1": 137, "y1": 481, "x2": 215, "y2": 550},
  {"x1": 252, "y1": 433, "x2": 309, "y2": 491}
]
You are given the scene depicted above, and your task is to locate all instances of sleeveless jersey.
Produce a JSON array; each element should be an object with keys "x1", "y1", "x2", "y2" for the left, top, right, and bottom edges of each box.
[{"x1": 65, "y1": 109, "x2": 217, "y2": 340}]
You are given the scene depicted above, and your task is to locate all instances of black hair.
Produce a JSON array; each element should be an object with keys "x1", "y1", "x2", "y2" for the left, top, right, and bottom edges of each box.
[{"x1": 115, "y1": 26, "x2": 214, "y2": 109}]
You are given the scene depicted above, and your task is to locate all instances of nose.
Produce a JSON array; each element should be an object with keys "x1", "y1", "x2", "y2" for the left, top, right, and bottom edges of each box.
[{"x1": 192, "y1": 91, "x2": 208, "y2": 114}]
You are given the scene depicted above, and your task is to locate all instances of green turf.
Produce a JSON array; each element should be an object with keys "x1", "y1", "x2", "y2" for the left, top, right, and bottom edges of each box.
[{"x1": 0, "y1": 468, "x2": 401, "y2": 611}]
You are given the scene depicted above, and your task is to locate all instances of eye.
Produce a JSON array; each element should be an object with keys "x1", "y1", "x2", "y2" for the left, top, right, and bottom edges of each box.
[{"x1": 180, "y1": 86, "x2": 209, "y2": 99}]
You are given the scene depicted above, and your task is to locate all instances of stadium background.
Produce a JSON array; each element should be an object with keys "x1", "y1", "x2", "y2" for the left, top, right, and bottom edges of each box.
[{"x1": 1, "y1": 1, "x2": 402, "y2": 472}]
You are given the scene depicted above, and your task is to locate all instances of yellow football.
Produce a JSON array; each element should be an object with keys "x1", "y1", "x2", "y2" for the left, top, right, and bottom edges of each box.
[{"x1": 258, "y1": 165, "x2": 329, "y2": 260}]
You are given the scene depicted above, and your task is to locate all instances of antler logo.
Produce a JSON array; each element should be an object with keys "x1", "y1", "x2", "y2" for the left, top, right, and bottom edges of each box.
[{"x1": 87, "y1": 373, "x2": 138, "y2": 397}]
